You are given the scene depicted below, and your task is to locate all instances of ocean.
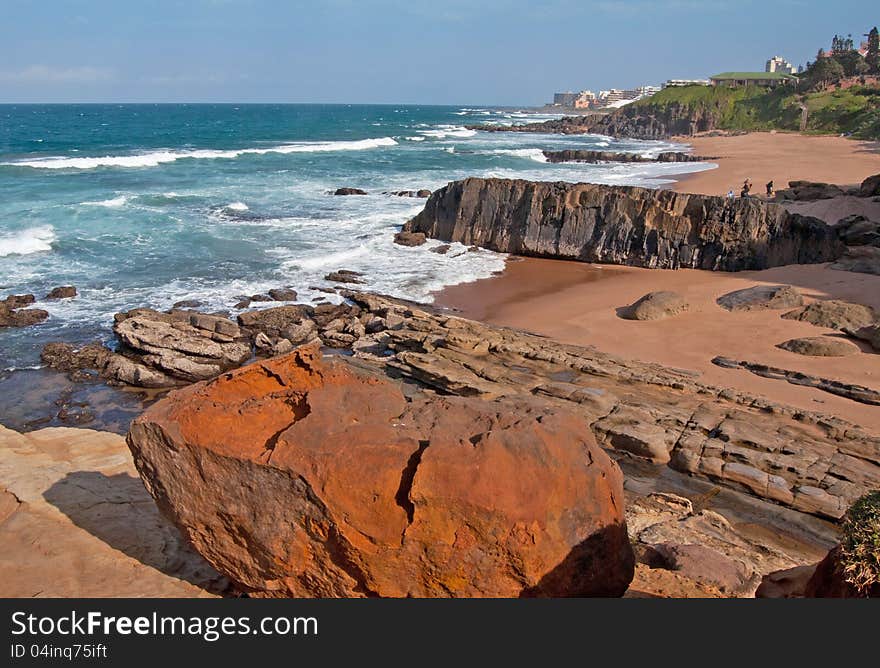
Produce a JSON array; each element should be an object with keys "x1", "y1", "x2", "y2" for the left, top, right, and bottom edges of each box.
[{"x1": 0, "y1": 103, "x2": 713, "y2": 376}]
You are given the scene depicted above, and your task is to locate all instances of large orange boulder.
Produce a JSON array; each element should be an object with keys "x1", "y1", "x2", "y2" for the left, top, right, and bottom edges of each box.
[{"x1": 127, "y1": 344, "x2": 634, "y2": 597}]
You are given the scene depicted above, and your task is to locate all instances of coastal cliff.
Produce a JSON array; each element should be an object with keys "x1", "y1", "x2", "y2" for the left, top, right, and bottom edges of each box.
[{"x1": 403, "y1": 178, "x2": 843, "y2": 271}]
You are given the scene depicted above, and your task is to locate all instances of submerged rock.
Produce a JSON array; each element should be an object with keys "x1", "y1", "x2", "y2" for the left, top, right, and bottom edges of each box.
[
  {"x1": 45, "y1": 286, "x2": 77, "y2": 299},
  {"x1": 393, "y1": 231, "x2": 427, "y2": 247},
  {"x1": 333, "y1": 187, "x2": 368, "y2": 196}
]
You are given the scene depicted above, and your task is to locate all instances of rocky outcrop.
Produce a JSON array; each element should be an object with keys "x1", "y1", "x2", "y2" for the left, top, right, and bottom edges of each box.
[
  {"x1": 777, "y1": 337, "x2": 860, "y2": 357},
  {"x1": 782, "y1": 300, "x2": 878, "y2": 332},
  {"x1": 620, "y1": 291, "x2": 689, "y2": 321},
  {"x1": 0, "y1": 424, "x2": 224, "y2": 597},
  {"x1": 127, "y1": 345, "x2": 635, "y2": 598},
  {"x1": 0, "y1": 294, "x2": 48, "y2": 328},
  {"x1": 848, "y1": 324, "x2": 880, "y2": 352},
  {"x1": 402, "y1": 178, "x2": 843, "y2": 271},
  {"x1": 334, "y1": 187, "x2": 368, "y2": 196},
  {"x1": 716, "y1": 285, "x2": 804, "y2": 312},
  {"x1": 471, "y1": 103, "x2": 725, "y2": 139},
  {"x1": 542, "y1": 150, "x2": 712, "y2": 164},
  {"x1": 325, "y1": 270, "x2": 365, "y2": 284},
  {"x1": 387, "y1": 189, "x2": 432, "y2": 198},
  {"x1": 341, "y1": 292, "x2": 878, "y2": 520}
]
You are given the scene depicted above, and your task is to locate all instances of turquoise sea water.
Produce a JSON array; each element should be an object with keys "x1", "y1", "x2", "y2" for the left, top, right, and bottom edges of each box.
[{"x1": 0, "y1": 103, "x2": 713, "y2": 372}]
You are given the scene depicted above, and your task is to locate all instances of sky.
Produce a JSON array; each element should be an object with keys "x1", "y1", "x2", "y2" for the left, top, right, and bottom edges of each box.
[{"x1": 0, "y1": 0, "x2": 876, "y2": 105}]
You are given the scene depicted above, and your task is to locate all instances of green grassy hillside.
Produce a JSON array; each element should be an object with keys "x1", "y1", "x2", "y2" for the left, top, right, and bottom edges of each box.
[{"x1": 631, "y1": 84, "x2": 880, "y2": 139}]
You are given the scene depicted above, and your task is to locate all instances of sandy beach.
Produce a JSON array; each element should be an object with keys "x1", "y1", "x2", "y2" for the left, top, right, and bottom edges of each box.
[
  {"x1": 435, "y1": 133, "x2": 880, "y2": 432},
  {"x1": 672, "y1": 131, "x2": 880, "y2": 198}
]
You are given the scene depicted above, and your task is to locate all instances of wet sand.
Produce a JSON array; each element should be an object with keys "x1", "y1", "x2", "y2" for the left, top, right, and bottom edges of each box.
[{"x1": 436, "y1": 258, "x2": 880, "y2": 431}]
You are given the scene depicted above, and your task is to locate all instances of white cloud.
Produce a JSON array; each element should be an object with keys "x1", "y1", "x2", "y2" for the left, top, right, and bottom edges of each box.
[{"x1": 0, "y1": 65, "x2": 115, "y2": 84}]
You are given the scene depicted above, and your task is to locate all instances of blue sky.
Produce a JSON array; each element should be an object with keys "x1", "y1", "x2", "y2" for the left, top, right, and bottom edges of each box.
[{"x1": 0, "y1": 1, "x2": 875, "y2": 104}]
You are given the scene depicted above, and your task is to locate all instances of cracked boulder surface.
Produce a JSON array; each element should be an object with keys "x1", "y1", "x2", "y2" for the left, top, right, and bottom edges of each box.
[{"x1": 126, "y1": 344, "x2": 634, "y2": 598}]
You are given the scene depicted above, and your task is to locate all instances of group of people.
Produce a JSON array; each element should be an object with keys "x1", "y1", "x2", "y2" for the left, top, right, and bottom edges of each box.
[{"x1": 726, "y1": 178, "x2": 775, "y2": 200}]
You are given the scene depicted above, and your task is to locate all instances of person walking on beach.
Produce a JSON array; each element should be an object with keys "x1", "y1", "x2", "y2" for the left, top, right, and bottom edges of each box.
[{"x1": 766, "y1": 180, "x2": 774, "y2": 198}]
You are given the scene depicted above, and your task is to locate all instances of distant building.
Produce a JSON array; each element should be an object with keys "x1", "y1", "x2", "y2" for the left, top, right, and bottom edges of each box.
[
  {"x1": 573, "y1": 90, "x2": 596, "y2": 108},
  {"x1": 765, "y1": 56, "x2": 796, "y2": 74},
  {"x1": 553, "y1": 91, "x2": 579, "y2": 107},
  {"x1": 623, "y1": 85, "x2": 661, "y2": 99},
  {"x1": 662, "y1": 79, "x2": 710, "y2": 88},
  {"x1": 710, "y1": 71, "x2": 796, "y2": 88}
]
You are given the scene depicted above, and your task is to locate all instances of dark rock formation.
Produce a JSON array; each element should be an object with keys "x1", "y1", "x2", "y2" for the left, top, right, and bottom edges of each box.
[
  {"x1": 620, "y1": 291, "x2": 689, "y2": 321},
  {"x1": 127, "y1": 345, "x2": 635, "y2": 598},
  {"x1": 847, "y1": 324, "x2": 880, "y2": 352},
  {"x1": 403, "y1": 178, "x2": 843, "y2": 271},
  {"x1": 716, "y1": 285, "x2": 803, "y2": 312},
  {"x1": 393, "y1": 231, "x2": 427, "y2": 247},
  {"x1": 386, "y1": 189, "x2": 432, "y2": 198},
  {"x1": 711, "y1": 357, "x2": 880, "y2": 405},
  {"x1": 777, "y1": 337, "x2": 860, "y2": 357},
  {"x1": 542, "y1": 150, "x2": 712, "y2": 164},
  {"x1": 45, "y1": 286, "x2": 77, "y2": 299},
  {"x1": 334, "y1": 187, "x2": 368, "y2": 196},
  {"x1": 859, "y1": 173, "x2": 880, "y2": 198},
  {"x1": 836, "y1": 215, "x2": 880, "y2": 247},
  {"x1": 775, "y1": 181, "x2": 846, "y2": 201}
]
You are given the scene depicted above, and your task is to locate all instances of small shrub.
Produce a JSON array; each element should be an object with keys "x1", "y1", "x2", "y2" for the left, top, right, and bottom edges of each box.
[{"x1": 839, "y1": 490, "x2": 880, "y2": 595}]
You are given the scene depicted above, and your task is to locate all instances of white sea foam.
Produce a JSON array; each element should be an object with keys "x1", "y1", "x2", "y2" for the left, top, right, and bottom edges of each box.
[
  {"x1": 418, "y1": 125, "x2": 477, "y2": 139},
  {"x1": 225, "y1": 201, "x2": 249, "y2": 212},
  {"x1": 486, "y1": 148, "x2": 547, "y2": 162},
  {"x1": 403, "y1": 136, "x2": 426, "y2": 141},
  {"x1": 81, "y1": 195, "x2": 128, "y2": 207},
  {"x1": 3, "y1": 137, "x2": 399, "y2": 170},
  {"x1": 0, "y1": 225, "x2": 57, "y2": 257}
]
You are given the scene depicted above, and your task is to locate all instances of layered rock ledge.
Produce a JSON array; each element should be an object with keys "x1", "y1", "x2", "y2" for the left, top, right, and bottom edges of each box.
[
  {"x1": 402, "y1": 178, "x2": 843, "y2": 271},
  {"x1": 127, "y1": 345, "x2": 634, "y2": 598}
]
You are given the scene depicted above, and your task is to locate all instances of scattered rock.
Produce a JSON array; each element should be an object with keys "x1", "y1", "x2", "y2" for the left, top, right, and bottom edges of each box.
[
  {"x1": 172, "y1": 299, "x2": 203, "y2": 309},
  {"x1": 237, "y1": 305, "x2": 312, "y2": 339},
  {"x1": 716, "y1": 285, "x2": 803, "y2": 312},
  {"x1": 859, "y1": 173, "x2": 880, "y2": 198},
  {"x1": 836, "y1": 215, "x2": 880, "y2": 247},
  {"x1": 777, "y1": 336, "x2": 860, "y2": 357},
  {"x1": 3, "y1": 294, "x2": 35, "y2": 309},
  {"x1": 127, "y1": 345, "x2": 635, "y2": 598},
  {"x1": 620, "y1": 291, "x2": 689, "y2": 321},
  {"x1": 831, "y1": 245, "x2": 880, "y2": 275},
  {"x1": 782, "y1": 299, "x2": 877, "y2": 332},
  {"x1": 755, "y1": 564, "x2": 818, "y2": 598},
  {"x1": 542, "y1": 150, "x2": 711, "y2": 164},
  {"x1": 333, "y1": 187, "x2": 368, "y2": 196},
  {"x1": 325, "y1": 270, "x2": 365, "y2": 284},
  {"x1": 711, "y1": 357, "x2": 880, "y2": 406},
  {"x1": 777, "y1": 181, "x2": 846, "y2": 201},
  {"x1": 249, "y1": 294, "x2": 273, "y2": 302},
  {"x1": 387, "y1": 189, "x2": 432, "y2": 198},
  {"x1": 45, "y1": 286, "x2": 77, "y2": 300},
  {"x1": 847, "y1": 324, "x2": 880, "y2": 352},
  {"x1": 652, "y1": 543, "x2": 751, "y2": 595},
  {"x1": 430, "y1": 244, "x2": 451, "y2": 255},
  {"x1": 0, "y1": 302, "x2": 49, "y2": 328},
  {"x1": 268, "y1": 288, "x2": 298, "y2": 302},
  {"x1": 393, "y1": 231, "x2": 427, "y2": 247}
]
